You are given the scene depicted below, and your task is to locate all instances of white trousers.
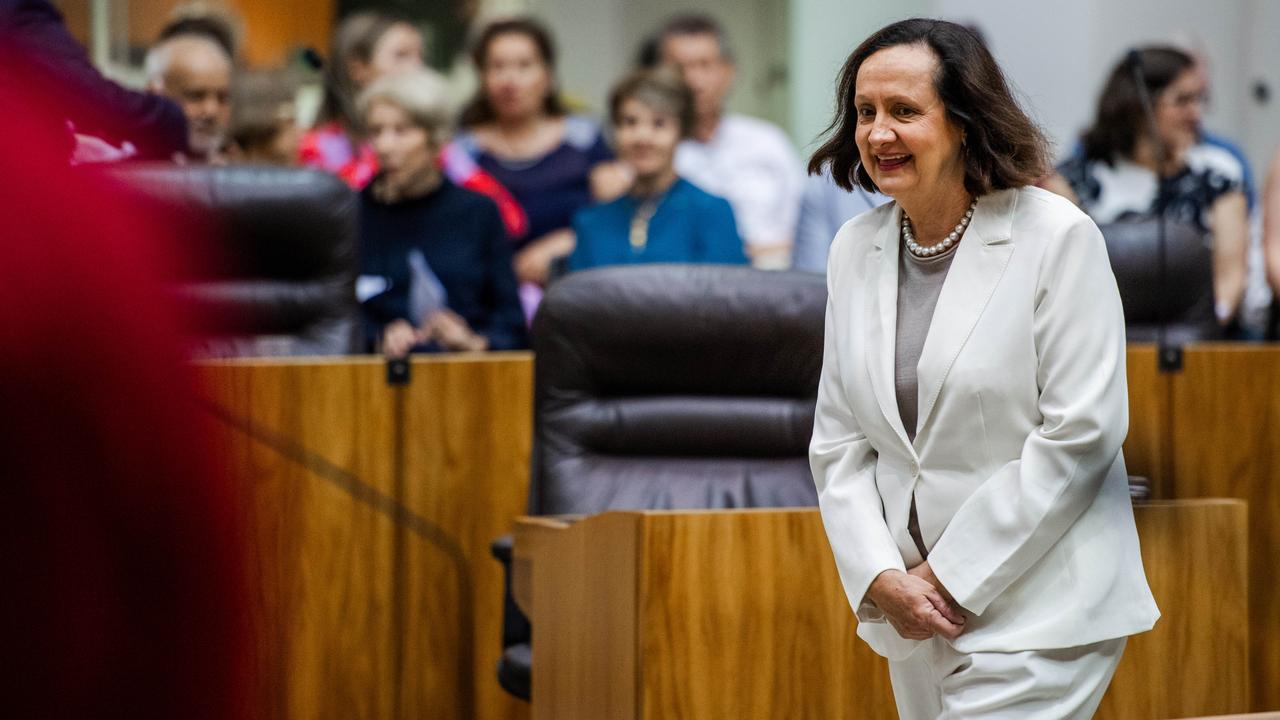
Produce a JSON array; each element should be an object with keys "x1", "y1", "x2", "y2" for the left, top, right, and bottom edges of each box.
[{"x1": 887, "y1": 636, "x2": 1126, "y2": 719}]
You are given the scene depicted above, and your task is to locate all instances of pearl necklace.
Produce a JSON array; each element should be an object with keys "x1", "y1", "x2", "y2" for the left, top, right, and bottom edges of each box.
[{"x1": 902, "y1": 200, "x2": 977, "y2": 258}]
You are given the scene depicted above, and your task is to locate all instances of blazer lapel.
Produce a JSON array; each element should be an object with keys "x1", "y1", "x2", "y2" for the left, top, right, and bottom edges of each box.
[
  {"x1": 915, "y1": 189, "x2": 1019, "y2": 437},
  {"x1": 864, "y1": 203, "x2": 912, "y2": 450}
]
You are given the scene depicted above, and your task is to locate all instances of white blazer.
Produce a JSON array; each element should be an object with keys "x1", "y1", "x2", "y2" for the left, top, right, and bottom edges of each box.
[{"x1": 810, "y1": 186, "x2": 1160, "y2": 660}]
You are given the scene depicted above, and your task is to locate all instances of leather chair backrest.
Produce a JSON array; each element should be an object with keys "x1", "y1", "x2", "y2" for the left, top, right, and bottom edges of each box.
[
  {"x1": 105, "y1": 164, "x2": 360, "y2": 356},
  {"x1": 530, "y1": 265, "x2": 824, "y2": 515},
  {"x1": 1099, "y1": 218, "x2": 1220, "y2": 343}
]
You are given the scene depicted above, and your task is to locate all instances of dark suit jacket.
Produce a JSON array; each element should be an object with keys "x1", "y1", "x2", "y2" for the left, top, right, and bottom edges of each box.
[{"x1": 0, "y1": 0, "x2": 188, "y2": 158}]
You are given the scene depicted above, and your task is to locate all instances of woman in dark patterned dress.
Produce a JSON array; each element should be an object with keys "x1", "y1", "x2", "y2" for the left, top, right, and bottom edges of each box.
[{"x1": 1045, "y1": 46, "x2": 1249, "y2": 328}]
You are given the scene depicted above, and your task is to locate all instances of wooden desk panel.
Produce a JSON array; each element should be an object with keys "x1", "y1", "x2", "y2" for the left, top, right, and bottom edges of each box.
[
  {"x1": 638, "y1": 510, "x2": 893, "y2": 720},
  {"x1": 1099, "y1": 500, "x2": 1250, "y2": 719},
  {"x1": 1168, "y1": 346, "x2": 1280, "y2": 711},
  {"x1": 401, "y1": 357, "x2": 534, "y2": 720},
  {"x1": 518, "y1": 501, "x2": 1247, "y2": 720},
  {"x1": 1125, "y1": 344, "x2": 1171, "y2": 495},
  {"x1": 204, "y1": 360, "x2": 398, "y2": 720},
  {"x1": 201, "y1": 355, "x2": 532, "y2": 720}
]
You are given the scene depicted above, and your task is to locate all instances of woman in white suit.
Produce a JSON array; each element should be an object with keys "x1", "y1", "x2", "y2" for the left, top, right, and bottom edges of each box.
[{"x1": 807, "y1": 19, "x2": 1159, "y2": 719}]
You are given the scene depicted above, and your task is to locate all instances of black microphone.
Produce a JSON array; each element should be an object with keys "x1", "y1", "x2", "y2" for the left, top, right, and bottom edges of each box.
[{"x1": 1127, "y1": 48, "x2": 1181, "y2": 372}]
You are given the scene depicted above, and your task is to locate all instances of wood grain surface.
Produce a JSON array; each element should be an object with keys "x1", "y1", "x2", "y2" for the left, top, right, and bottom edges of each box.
[
  {"x1": 1098, "y1": 500, "x2": 1250, "y2": 719},
  {"x1": 518, "y1": 502, "x2": 1244, "y2": 719},
  {"x1": 529, "y1": 513, "x2": 640, "y2": 720},
  {"x1": 200, "y1": 354, "x2": 532, "y2": 720},
  {"x1": 1166, "y1": 345, "x2": 1280, "y2": 712},
  {"x1": 1126, "y1": 344, "x2": 1172, "y2": 495},
  {"x1": 637, "y1": 510, "x2": 892, "y2": 720}
]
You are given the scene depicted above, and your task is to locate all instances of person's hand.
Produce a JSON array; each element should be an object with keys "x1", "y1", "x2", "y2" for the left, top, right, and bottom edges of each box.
[
  {"x1": 589, "y1": 161, "x2": 635, "y2": 202},
  {"x1": 866, "y1": 569, "x2": 965, "y2": 641},
  {"x1": 380, "y1": 319, "x2": 421, "y2": 358},
  {"x1": 513, "y1": 228, "x2": 575, "y2": 286},
  {"x1": 422, "y1": 309, "x2": 488, "y2": 352},
  {"x1": 908, "y1": 560, "x2": 965, "y2": 620}
]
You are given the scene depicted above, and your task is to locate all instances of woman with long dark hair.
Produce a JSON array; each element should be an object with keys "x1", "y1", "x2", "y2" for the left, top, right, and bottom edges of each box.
[{"x1": 1045, "y1": 46, "x2": 1249, "y2": 329}]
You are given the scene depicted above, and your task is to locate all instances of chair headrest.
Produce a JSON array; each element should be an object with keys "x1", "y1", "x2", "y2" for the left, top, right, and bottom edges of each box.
[
  {"x1": 533, "y1": 265, "x2": 827, "y2": 398},
  {"x1": 100, "y1": 164, "x2": 358, "y2": 282},
  {"x1": 1098, "y1": 217, "x2": 1216, "y2": 332}
]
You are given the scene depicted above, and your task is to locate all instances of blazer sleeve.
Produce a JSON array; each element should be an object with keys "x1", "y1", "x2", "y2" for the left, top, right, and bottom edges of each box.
[
  {"x1": 3, "y1": 0, "x2": 187, "y2": 158},
  {"x1": 927, "y1": 214, "x2": 1129, "y2": 615},
  {"x1": 810, "y1": 259, "x2": 905, "y2": 616}
]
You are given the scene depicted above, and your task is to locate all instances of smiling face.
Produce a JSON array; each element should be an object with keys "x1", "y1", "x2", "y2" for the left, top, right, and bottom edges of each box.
[
  {"x1": 1153, "y1": 67, "x2": 1205, "y2": 160},
  {"x1": 852, "y1": 43, "x2": 966, "y2": 206},
  {"x1": 481, "y1": 32, "x2": 553, "y2": 122},
  {"x1": 614, "y1": 97, "x2": 681, "y2": 180}
]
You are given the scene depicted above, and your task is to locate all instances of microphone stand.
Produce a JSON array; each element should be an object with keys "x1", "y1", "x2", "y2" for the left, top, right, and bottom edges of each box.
[{"x1": 1128, "y1": 50, "x2": 1182, "y2": 373}]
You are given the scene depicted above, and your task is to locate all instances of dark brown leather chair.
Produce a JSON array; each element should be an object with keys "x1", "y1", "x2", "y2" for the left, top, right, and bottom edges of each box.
[
  {"x1": 1099, "y1": 217, "x2": 1221, "y2": 343},
  {"x1": 104, "y1": 164, "x2": 361, "y2": 356},
  {"x1": 494, "y1": 264, "x2": 825, "y2": 699}
]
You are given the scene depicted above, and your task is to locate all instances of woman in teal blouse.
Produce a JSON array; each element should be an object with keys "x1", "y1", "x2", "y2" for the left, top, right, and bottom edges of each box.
[{"x1": 568, "y1": 69, "x2": 746, "y2": 271}]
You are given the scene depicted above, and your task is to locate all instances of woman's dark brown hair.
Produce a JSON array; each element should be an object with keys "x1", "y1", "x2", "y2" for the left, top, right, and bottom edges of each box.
[
  {"x1": 608, "y1": 68, "x2": 695, "y2": 139},
  {"x1": 459, "y1": 17, "x2": 566, "y2": 127},
  {"x1": 808, "y1": 18, "x2": 1050, "y2": 196},
  {"x1": 1081, "y1": 46, "x2": 1194, "y2": 164}
]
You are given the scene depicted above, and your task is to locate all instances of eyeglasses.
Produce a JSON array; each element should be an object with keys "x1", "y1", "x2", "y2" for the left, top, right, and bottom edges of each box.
[{"x1": 1159, "y1": 90, "x2": 1209, "y2": 110}]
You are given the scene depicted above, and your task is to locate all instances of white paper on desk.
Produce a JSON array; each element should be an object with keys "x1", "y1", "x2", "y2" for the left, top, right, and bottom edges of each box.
[
  {"x1": 355, "y1": 275, "x2": 390, "y2": 302},
  {"x1": 407, "y1": 249, "x2": 448, "y2": 324}
]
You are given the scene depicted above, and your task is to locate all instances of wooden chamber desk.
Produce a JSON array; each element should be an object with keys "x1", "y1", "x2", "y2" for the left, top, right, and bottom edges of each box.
[
  {"x1": 514, "y1": 501, "x2": 1247, "y2": 720},
  {"x1": 1127, "y1": 345, "x2": 1280, "y2": 711},
  {"x1": 194, "y1": 346, "x2": 1277, "y2": 718},
  {"x1": 199, "y1": 354, "x2": 533, "y2": 720}
]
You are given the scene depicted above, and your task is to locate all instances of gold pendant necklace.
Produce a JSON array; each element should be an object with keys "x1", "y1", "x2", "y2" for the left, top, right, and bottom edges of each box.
[{"x1": 629, "y1": 196, "x2": 661, "y2": 252}]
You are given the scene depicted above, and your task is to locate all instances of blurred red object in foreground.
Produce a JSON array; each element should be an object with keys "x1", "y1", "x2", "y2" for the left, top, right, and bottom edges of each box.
[{"x1": 0, "y1": 49, "x2": 251, "y2": 720}]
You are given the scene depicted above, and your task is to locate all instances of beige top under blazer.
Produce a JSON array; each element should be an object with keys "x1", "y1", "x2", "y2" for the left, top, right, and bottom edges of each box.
[{"x1": 810, "y1": 186, "x2": 1160, "y2": 660}]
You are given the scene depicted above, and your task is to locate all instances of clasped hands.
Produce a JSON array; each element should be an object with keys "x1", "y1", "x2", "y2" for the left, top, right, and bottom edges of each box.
[
  {"x1": 381, "y1": 311, "x2": 488, "y2": 358},
  {"x1": 866, "y1": 562, "x2": 966, "y2": 641}
]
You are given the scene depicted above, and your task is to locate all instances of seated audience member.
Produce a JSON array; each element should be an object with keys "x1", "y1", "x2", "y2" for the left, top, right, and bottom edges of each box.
[
  {"x1": 1265, "y1": 145, "x2": 1280, "y2": 337},
  {"x1": 145, "y1": 31, "x2": 233, "y2": 163},
  {"x1": 1175, "y1": 40, "x2": 1270, "y2": 336},
  {"x1": 301, "y1": 12, "x2": 421, "y2": 187},
  {"x1": 301, "y1": 11, "x2": 525, "y2": 236},
  {"x1": 356, "y1": 70, "x2": 526, "y2": 357},
  {"x1": 656, "y1": 13, "x2": 804, "y2": 269},
  {"x1": 792, "y1": 168, "x2": 888, "y2": 273},
  {"x1": 1169, "y1": 34, "x2": 1256, "y2": 209},
  {"x1": 228, "y1": 70, "x2": 301, "y2": 165},
  {"x1": 455, "y1": 17, "x2": 629, "y2": 290},
  {"x1": 1044, "y1": 46, "x2": 1248, "y2": 329},
  {"x1": 0, "y1": 0, "x2": 188, "y2": 160},
  {"x1": 156, "y1": 7, "x2": 239, "y2": 61},
  {"x1": 568, "y1": 69, "x2": 745, "y2": 272}
]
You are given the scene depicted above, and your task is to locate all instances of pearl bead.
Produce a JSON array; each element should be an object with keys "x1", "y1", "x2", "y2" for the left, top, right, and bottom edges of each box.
[{"x1": 901, "y1": 199, "x2": 977, "y2": 259}]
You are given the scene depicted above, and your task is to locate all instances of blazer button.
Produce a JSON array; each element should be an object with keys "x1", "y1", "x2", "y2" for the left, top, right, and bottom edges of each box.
[{"x1": 909, "y1": 461, "x2": 920, "y2": 477}]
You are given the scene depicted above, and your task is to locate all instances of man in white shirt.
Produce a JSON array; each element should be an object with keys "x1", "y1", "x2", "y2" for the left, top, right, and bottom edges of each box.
[{"x1": 657, "y1": 14, "x2": 804, "y2": 269}]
